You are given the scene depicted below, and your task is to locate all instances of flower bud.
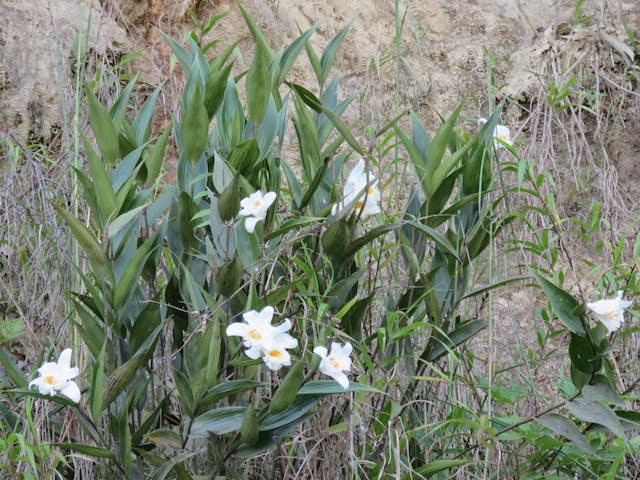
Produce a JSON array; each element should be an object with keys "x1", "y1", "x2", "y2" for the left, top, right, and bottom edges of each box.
[
  {"x1": 216, "y1": 256, "x2": 242, "y2": 298},
  {"x1": 217, "y1": 176, "x2": 241, "y2": 221},
  {"x1": 239, "y1": 405, "x2": 259, "y2": 444},
  {"x1": 321, "y1": 219, "x2": 351, "y2": 261}
]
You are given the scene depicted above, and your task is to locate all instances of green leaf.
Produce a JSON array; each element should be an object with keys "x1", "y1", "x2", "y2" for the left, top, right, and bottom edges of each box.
[
  {"x1": 345, "y1": 224, "x2": 396, "y2": 258},
  {"x1": 409, "y1": 459, "x2": 474, "y2": 478},
  {"x1": 197, "y1": 380, "x2": 263, "y2": 415},
  {"x1": 90, "y1": 345, "x2": 105, "y2": 423},
  {"x1": 264, "y1": 216, "x2": 322, "y2": 241},
  {"x1": 278, "y1": 24, "x2": 318, "y2": 85},
  {"x1": 259, "y1": 395, "x2": 321, "y2": 431},
  {"x1": 427, "y1": 101, "x2": 463, "y2": 179},
  {"x1": 52, "y1": 443, "x2": 114, "y2": 459},
  {"x1": 81, "y1": 134, "x2": 117, "y2": 222},
  {"x1": 204, "y1": 62, "x2": 234, "y2": 119},
  {"x1": 150, "y1": 452, "x2": 197, "y2": 480},
  {"x1": 85, "y1": 85, "x2": 120, "y2": 165},
  {"x1": 569, "y1": 333, "x2": 600, "y2": 374},
  {"x1": 246, "y1": 41, "x2": 271, "y2": 124},
  {"x1": 304, "y1": 40, "x2": 322, "y2": 84},
  {"x1": 173, "y1": 368, "x2": 195, "y2": 416},
  {"x1": 53, "y1": 205, "x2": 106, "y2": 265},
  {"x1": 297, "y1": 381, "x2": 381, "y2": 395},
  {"x1": 0, "y1": 348, "x2": 26, "y2": 388},
  {"x1": 180, "y1": 83, "x2": 209, "y2": 164},
  {"x1": 144, "y1": 125, "x2": 171, "y2": 186},
  {"x1": 160, "y1": 31, "x2": 192, "y2": 72},
  {"x1": 582, "y1": 377, "x2": 623, "y2": 406},
  {"x1": 132, "y1": 86, "x2": 161, "y2": 146},
  {"x1": 537, "y1": 413, "x2": 596, "y2": 454},
  {"x1": 566, "y1": 398, "x2": 626, "y2": 439},
  {"x1": 191, "y1": 406, "x2": 246, "y2": 436},
  {"x1": 239, "y1": 6, "x2": 273, "y2": 60},
  {"x1": 320, "y1": 21, "x2": 353, "y2": 84},
  {"x1": 288, "y1": 82, "x2": 364, "y2": 155},
  {"x1": 426, "y1": 319, "x2": 487, "y2": 362},
  {"x1": 107, "y1": 205, "x2": 147, "y2": 240},
  {"x1": 145, "y1": 429, "x2": 183, "y2": 449},
  {"x1": 401, "y1": 221, "x2": 460, "y2": 262},
  {"x1": 326, "y1": 269, "x2": 364, "y2": 312},
  {"x1": 531, "y1": 271, "x2": 586, "y2": 335},
  {"x1": 102, "y1": 352, "x2": 148, "y2": 408},
  {"x1": 113, "y1": 233, "x2": 158, "y2": 311}
]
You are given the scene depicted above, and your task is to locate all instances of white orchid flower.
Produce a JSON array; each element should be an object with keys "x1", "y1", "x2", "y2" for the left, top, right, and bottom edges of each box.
[
  {"x1": 238, "y1": 191, "x2": 276, "y2": 233},
  {"x1": 29, "y1": 348, "x2": 81, "y2": 403},
  {"x1": 332, "y1": 159, "x2": 381, "y2": 218},
  {"x1": 478, "y1": 118, "x2": 512, "y2": 149},
  {"x1": 313, "y1": 341, "x2": 353, "y2": 389},
  {"x1": 586, "y1": 291, "x2": 633, "y2": 335},
  {"x1": 226, "y1": 306, "x2": 298, "y2": 370},
  {"x1": 261, "y1": 341, "x2": 293, "y2": 371}
]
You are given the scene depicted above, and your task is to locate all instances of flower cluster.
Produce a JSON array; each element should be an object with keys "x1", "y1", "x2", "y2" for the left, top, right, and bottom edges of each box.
[
  {"x1": 29, "y1": 348, "x2": 81, "y2": 403},
  {"x1": 586, "y1": 291, "x2": 633, "y2": 335},
  {"x1": 238, "y1": 190, "x2": 276, "y2": 233},
  {"x1": 332, "y1": 159, "x2": 381, "y2": 218},
  {"x1": 225, "y1": 305, "x2": 353, "y2": 389},
  {"x1": 226, "y1": 306, "x2": 298, "y2": 371}
]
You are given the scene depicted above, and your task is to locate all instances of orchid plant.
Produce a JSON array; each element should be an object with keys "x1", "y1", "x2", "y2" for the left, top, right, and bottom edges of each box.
[{"x1": 2, "y1": 6, "x2": 636, "y2": 480}]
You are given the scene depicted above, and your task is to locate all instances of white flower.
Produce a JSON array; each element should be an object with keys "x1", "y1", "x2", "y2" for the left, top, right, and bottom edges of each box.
[
  {"x1": 478, "y1": 118, "x2": 512, "y2": 149},
  {"x1": 586, "y1": 290, "x2": 633, "y2": 335},
  {"x1": 238, "y1": 191, "x2": 276, "y2": 233},
  {"x1": 331, "y1": 159, "x2": 381, "y2": 218},
  {"x1": 29, "y1": 348, "x2": 81, "y2": 403},
  {"x1": 313, "y1": 341, "x2": 352, "y2": 389},
  {"x1": 261, "y1": 342, "x2": 293, "y2": 371},
  {"x1": 226, "y1": 306, "x2": 298, "y2": 370}
]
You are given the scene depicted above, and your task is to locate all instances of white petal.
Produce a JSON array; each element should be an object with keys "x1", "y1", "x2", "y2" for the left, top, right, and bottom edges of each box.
[
  {"x1": 273, "y1": 318, "x2": 291, "y2": 334},
  {"x1": 57, "y1": 349, "x2": 73, "y2": 370},
  {"x1": 313, "y1": 346, "x2": 328, "y2": 359},
  {"x1": 226, "y1": 322, "x2": 249, "y2": 337},
  {"x1": 262, "y1": 191, "x2": 277, "y2": 209},
  {"x1": 341, "y1": 342, "x2": 353, "y2": 356},
  {"x1": 59, "y1": 381, "x2": 81, "y2": 403},
  {"x1": 273, "y1": 332, "x2": 298, "y2": 350},
  {"x1": 245, "y1": 345, "x2": 263, "y2": 359},
  {"x1": 257, "y1": 306, "x2": 275, "y2": 322},
  {"x1": 333, "y1": 371, "x2": 349, "y2": 389},
  {"x1": 244, "y1": 216, "x2": 260, "y2": 233}
]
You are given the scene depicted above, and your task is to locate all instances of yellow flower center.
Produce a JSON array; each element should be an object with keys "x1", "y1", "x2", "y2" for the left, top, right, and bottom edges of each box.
[
  {"x1": 604, "y1": 309, "x2": 617, "y2": 320},
  {"x1": 356, "y1": 200, "x2": 364, "y2": 209},
  {"x1": 367, "y1": 187, "x2": 376, "y2": 196},
  {"x1": 328, "y1": 356, "x2": 341, "y2": 370},
  {"x1": 43, "y1": 375, "x2": 56, "y2": 386},
  {"x1": 268, "y1": 350, "x2": 283, "y2": 359},
  {"x1": 247, "y1": 329, "x2": 262, "y2": 341},
  {"x1": 253, "y1": 199, "x2": 263, "y2": 208}
]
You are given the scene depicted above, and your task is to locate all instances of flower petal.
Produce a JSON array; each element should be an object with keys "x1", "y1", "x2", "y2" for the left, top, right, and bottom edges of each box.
[
  {"x1": 313, "y1": 346, "x2": 328, "y2": 358},
  {"x1": 57, "y1": 349, "x2": 73, "y2": 370},
  {"x1": 244, "y1": 216, "x2": 260, "y2": 233},
  {"x1": 226, "y1": 322, "x2": 249, "y2": 337},
  {"x1": 59, "y1": 381, "x2": 81, "y2": 403}
]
